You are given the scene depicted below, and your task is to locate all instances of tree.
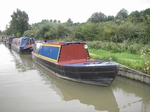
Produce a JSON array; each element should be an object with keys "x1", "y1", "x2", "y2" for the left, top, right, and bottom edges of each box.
[
  {"x1": 140, "y1": 8, "x2": 150, "y2": 23},
  {"x1": 66, "y1": 18, "x2": 73, "y2": 26},
  {"x1": 74, "y1": 22, "x2": 99, "y2": 41},
  {"x1": 106, "y1": 15, "x2": 115, "y2": 21},
  {"x1": 38, "y1": 24, "x2": 51, "y2": 39},
  {"x1": 9, "y1": 9, "x2": 29, "y2": 37},
  {"x1": 50, "y1": 19, "x2": 53, "y2": 22},
  {"x1": 53, "y1": 19, "x2": 57, "y2": 23},
  {"x1": 88, "y1": 12, "x2": 107, "y2": 23},
  {"x1": 57, "y1": 24, "x2": 71, "y2": 39},
  {"x1": 58, "y1": 20, "x2": 61, "y2": 23},
  {"x1": 128, "y1": 11, "x2": 141, "y2": 23},
  {"x1": 115, "y1": 8, "x2": 128, "y2": 24}
]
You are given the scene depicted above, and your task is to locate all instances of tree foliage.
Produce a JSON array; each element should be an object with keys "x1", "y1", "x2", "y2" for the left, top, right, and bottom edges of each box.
[
  {"x1": 115, "y1": 8, "x2": 128, "y2": 24},
  {"x1": 26, "y1": 19, "x2": 72, "y2": 40},
  {"x1": 88, "y1": 12, "x2": 107, "y2": 23},
  {"x1": 8, "y1": 9, "x2": 29, "y2": 37},
  {"x1": 67, "y1": 18, "x2": 73, "y2": 25},
  {"x1": 3, "y1": 8, "x2": 150, "y2": 44},
  {"x1": 128, "y1": 11, "x2": 141, "y2": 23}
]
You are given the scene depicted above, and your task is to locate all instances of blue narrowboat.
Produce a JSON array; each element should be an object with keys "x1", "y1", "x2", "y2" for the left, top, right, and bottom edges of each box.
[
  {"x1": 11, "y1": 36, "x2": 35, "y2": 54},
  {"x1": 32, "y1": 42, "x2": 118, "y2": 86}
]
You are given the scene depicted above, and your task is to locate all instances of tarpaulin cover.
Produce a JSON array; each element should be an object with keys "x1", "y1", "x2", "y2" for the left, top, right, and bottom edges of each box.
[
  {"x1": 20, "y1": 37, "x2": 28, "y2": 49},
  {"x1": 20, "y1": 37, "x2": 35, "y2": 49}
]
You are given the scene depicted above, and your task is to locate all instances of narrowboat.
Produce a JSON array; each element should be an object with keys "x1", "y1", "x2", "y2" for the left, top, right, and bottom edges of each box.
[
  {"x1": 6, "y1": 37, "x2": 15, "y2": 46},
  {"x1": 1, "y1": 36, "x2": 8, "y2": 44},
  {"x1": 11, "y1": 36, "x2": 35, "y2": 54},
  {"x1": 32, "y1": 42, "x2": 118, "y2": 86}
]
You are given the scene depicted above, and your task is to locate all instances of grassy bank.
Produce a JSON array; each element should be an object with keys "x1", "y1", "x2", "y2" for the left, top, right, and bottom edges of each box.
[
  {"x1": 88, "y1": 48, "x2": 150, "y2": 75},
  {"x1": 85, "y1": 41, "x2": 150, "y2": 75}
]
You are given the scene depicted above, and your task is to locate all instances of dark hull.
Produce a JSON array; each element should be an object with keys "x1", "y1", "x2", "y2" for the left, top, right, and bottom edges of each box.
[
  {"x1": 32, "y1": 53, "x2": 118, "y2": 86},
  {"x1": 11, "y1": 44, "x2": 32, "y2": 54}
]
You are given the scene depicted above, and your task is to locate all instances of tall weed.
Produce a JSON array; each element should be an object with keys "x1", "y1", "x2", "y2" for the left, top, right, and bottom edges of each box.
[{"x1": 87, "y1": 41, "x2": 145, "y2": 54}]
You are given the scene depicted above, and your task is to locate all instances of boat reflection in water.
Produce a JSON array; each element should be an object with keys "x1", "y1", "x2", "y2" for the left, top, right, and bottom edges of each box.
[
  {"x1": 9, "y1": 48, "x2": 35, "y2": 72},
  {"x1": 35, "y1": 63, "x2": 119, "y2": 112}
]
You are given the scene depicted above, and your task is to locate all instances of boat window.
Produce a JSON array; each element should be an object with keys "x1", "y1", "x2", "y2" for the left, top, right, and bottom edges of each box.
[{"x1": 34, "y1": 43, "x2": 42, "y2": 53}]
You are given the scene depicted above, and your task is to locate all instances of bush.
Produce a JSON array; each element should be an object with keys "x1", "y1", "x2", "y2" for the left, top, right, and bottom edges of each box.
[
  {"x1": 140, "y1": 49, "x2": 150, "y2": 74},
  {"x1": 86, "y1": 41, "x2": 147, "y2": 54}
]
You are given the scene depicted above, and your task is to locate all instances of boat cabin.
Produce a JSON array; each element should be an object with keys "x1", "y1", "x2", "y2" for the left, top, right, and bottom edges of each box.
[
  {"x1": 12, "y1": 36, "x2": 35, "y2": 48},
  {"x1": 33, "y1": 42, "x2": 92, "y2": 64}
]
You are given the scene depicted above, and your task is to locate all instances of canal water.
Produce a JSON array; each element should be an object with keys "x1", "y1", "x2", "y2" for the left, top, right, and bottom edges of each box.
[{"x1": 0, "y1": 42, "x2": 150, "y2": 112}]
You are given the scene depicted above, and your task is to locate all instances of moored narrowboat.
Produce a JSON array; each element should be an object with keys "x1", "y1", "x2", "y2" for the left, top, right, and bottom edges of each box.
[
  {"x1": 32, "y1": 42, "x2": 118, "y2": 86},
  {"x1": 6, "y1": 37, "x2": 15, "y2": 46},
  {"x1": 11, "y1": 36, "x2": 35, "y2": 54},
  {"x1": 2, "y1": 36, "x2": 8, "y2": 44}
]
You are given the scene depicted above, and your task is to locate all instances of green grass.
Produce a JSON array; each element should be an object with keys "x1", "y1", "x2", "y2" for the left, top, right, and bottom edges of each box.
[{"x1": 88, "y1": 48, "x2": 143, "y2": 71}]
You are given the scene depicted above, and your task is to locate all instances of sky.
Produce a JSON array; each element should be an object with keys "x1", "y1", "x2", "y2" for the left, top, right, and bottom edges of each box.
[{"x1": 0, "y1": 0, "x2": 150, "y2": 31}]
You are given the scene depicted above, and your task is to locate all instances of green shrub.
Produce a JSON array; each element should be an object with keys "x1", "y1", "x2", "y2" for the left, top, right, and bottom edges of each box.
[{"x1": 140, "y1": 49, "x2": 150, "y2": 74}]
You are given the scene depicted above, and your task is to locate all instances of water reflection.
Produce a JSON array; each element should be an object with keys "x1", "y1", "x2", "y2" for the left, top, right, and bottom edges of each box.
[
  {"x1": 111, "y1": 76, "x2": 150, "y2": 112},
  {"x1": 35, "y1": 63, "x2": 119, "y2": 112},
  {"x1": 34, "y1": 58, "x2": 150, "y2": 112},
  {"x1": 8, "y1": 46, "x2": 35, "y2": 72}
]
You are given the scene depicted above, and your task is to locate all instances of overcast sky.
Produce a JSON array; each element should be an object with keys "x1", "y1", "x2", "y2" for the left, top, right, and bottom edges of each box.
[{"x1": 0, "y1": 0, "x2": 150, "y2": 31}]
